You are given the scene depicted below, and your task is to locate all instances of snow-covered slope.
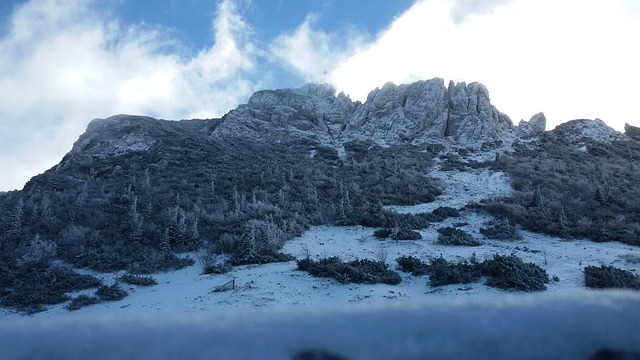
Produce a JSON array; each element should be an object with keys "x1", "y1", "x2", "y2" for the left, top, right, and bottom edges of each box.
[{"x1": 2, "y1": 151, "x2": 639, "y2": 359}]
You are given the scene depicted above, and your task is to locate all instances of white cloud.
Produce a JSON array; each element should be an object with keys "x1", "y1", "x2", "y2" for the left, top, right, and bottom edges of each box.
[
  {"x1": 327, "y1": 0, "x2": 640, "y2": 132},
  {"x1": 0, "y1": 0, "x2": 259, "y2": 191},
  {"x1": 450, "y1": 0, "x2": 514, "y2": 24},
  {"x1": 269, "y1": 14, "x2": 367, "y2": 83}
]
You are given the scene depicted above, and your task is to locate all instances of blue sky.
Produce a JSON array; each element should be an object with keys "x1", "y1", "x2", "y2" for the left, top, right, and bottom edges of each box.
[{"x1": 1, "y1": 0, "x2": 639, "y2": 191}]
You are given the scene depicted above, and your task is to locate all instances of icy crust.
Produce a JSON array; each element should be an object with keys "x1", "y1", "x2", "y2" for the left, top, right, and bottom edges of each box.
[{"x1": 1, "y1": 290, "x2": 639, "y2": 360}]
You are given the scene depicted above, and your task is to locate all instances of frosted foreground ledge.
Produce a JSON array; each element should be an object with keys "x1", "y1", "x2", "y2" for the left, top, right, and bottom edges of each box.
[{"x1": 1, "y1": 290, "x2": 639, "y2": 360}]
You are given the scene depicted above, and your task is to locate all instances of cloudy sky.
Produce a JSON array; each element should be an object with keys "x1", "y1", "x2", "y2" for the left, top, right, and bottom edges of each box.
[{"x1": 1, "y1": 0, "x2": 638, "y2": 191}]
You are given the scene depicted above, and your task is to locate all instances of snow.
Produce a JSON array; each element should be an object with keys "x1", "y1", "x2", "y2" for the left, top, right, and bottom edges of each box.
[
  {"x1": 1, "y1": 156, "x2": 639, "y2": 359},
  {"x1": 387, "y1": 166, "x2": 512, "y2": 214}
]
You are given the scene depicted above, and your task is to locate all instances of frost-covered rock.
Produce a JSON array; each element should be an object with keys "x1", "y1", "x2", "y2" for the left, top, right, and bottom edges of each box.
[
  {"x1": 444, "y1": 80, "x2": 513, "y2": 142},
  {"x1": 215, "y1": 78, "x2": 514, "y2": 144},
  {"x1": 551, "y1": 119, "x2": 625, "y2": 143},
  {"x1": 517, "y1": 112, "x2": 546, "y2": 135},
  {"x1": 624, "y1": 123, "x2": 640, "y2": 142},
  {"x1": 68, "y1": 115, "x2": 159, "y2": 158},
  {"x1": 215, "y1": 83, "x2": 355, "y2": 141},
  {"x1": 347, "y1": 79, "x2": 451, "y2": 143}
]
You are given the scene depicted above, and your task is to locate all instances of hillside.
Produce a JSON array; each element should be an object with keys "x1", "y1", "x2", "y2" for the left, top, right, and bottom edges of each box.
[{"x1": 1, "y1": 79, "x2": 640, "y2": 358}]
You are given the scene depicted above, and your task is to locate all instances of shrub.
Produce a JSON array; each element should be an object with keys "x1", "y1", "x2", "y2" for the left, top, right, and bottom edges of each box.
[
  {"x1": 119, "y1": 274, "x2": 158, "y2": 286},
  {"x1": 296, "y1": 257, "x2": 402, "y2": 285},
  {"x1": 391, "y1": 228, "x2": 422, "y2": 241},
  {"x1": 480, "y1": 218, "x2": 521, "y2": 240},
  {"x1": 428, "y1": 257, "x2": 481, "y2": 287},
  {"x1": 96, "y1": 284, "x2": 128, "y2": 301},
  {"x1": 373, "y1": 228, "x2": 393, "y2": 239},
  {"x1": 584, "y1": 265, "x2": 640, "y2": 290},
  {"x1": 229, "y1": 250, "x2": 294, "y2": 266},
  {"x1": 437, "y1": 227, "x2": 481, "y2": 246},
  {"x1": 407, "y1": 253, "x2": 549, "y2": 292},
  {"x1": 1, "y1": 289, "x2": 70, "y2": 314},
  {"x1": 481, "y1": 254, "x2": 549, "y2": 291},
  {"x1": 201, "y1": 262, "x2": 232, "y2": 275},
  {"x1": 0, "y1": 264, "x2": 101, "y2": 313},
  {"x1": 66, "y1": 295, "x2": 100, "y2": 311},
  {"x1": 396, "y1": 256, "x2": 429, "y2": 276},
  {"x1": 432, "y1": 207, "x2": 460, "y2": 218}
]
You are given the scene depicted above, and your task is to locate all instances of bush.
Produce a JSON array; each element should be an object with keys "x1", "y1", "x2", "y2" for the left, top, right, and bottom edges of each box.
[
  {"x1": 400, "y1": 253, "x2": 549, "y2": 292},
  {"x1": 0, "y1": 264, "x2": 101, "y2": 313},
  {"x1": 373, "y1": 228, "x2": 393, "y2": 239},
  {"x1": 481, "y1": 254, "x2": 549, "y2": 291},
  {"x1": 480, "y1": 218, "x2": 521, "y2": 240},
  {"x1": 66, "y1": 295, "x2": 100, "y2": 311},
  {"x1": 437, "y1": 227, "x2": 481, "y2": 246},
  {"x1": 229, "y1": 250, "x2": 295, "y2": 266},
  {"x1": 1, "y1": 289, "x2": 70, "y2": 314},
  {"x1": 432, "y1": 207, "x2": 460, "y2": 218},
  {"x1": 391, "y1": 228, "x2": 422, "y2": 241},
  {"x1": 584, "y1": 265, "x2": 640, "y2": 290},
  {"x1": 396, "y1": 256, "x2": 429, "y2": 276},
  {"x1": 428, "y1": 257, "x2": 481, "y2": 287},
  {"x1": 119, "y1": 274, "x2": 158, "y2": 286},
  {"x1": 201, "y1": 262, "x2": 232, "y2": 275},
  {"x1": 95, "y1": 284, "x2": 128, "y2": 301},
  {"x1": 296, "y1": 257, "x2": 402, "y2": 285}
]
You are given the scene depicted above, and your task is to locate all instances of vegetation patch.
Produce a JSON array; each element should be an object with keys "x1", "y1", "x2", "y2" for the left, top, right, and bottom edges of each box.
[
  {"x1": 373, "y1": 228, "x2": 393, "y2": 239},
  {"x1": 481, "y1": 254, "x2": 549, "y2": 291},
  {"x1": 0, "y1": 264, "x2": 101, "y2": 314},
  {"x1": 428, "y1": 256, "x2": 482, "y2": 287},
  {"x1": 479, "y1": 218, "x2": 521, "y2": 240},
  {"x1": 119, "y1": 274, "x2": 158, "y2": 286},
  {"x1": 391, "y1": 228, "x2": 422, "y2": 241},
  {"x1": 396, "y1": 256, "x2": 429, "y2": 276},
  {"x1": 432, "y1": 206, "x2": 460, "y2": 219},
  {"x1": 395, "y1": 253, "x2": 549, "y2": 292},
  {"x1": 297, "y1": 257, "x2": 402, "y2": 285},
  {"x1": 584, "y1": 265, "x2": 640, "y2": 290},
  {"x1": 437, "y1": 227, "x2": 481, "y2": 246},
  {"x1": 484, "y1": 134, "x2": 640, "y2": 245},
  {"x1": 96, "y1": 284, "x2": 128, "y2": 301},
  {"x1": 66, "y1": 295, "x2": 100, "y2": 311}
]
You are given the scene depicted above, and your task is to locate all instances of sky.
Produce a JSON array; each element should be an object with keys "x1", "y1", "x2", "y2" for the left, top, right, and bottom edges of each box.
[{"x1": 0, "y1": 0, "x2": 639, "y2": 191}]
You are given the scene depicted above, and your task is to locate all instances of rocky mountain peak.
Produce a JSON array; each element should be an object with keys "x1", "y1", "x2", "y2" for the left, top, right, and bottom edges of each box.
[
  {"x1": 624, "y1": 123, "x2": 640, "y2": 142},
  {"x1": 216, "y1": 77, "x2": 514, "y2": 144},
  {"x1": 69, "y1": 115, "x2": 160, "y2": 158},
  {"x1": 550, "y1": 119, "x2": 626, "y2": 143},
  {"x1": 517, "y1": 112, "x2": 546, "y2": 136}
]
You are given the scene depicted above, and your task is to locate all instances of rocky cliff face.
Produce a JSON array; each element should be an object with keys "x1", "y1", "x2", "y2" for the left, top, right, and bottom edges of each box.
[
  {"x1": 71, "y1": 79, "x2": 635, "y2": 154},
  {"x1": 625, "y1": 123, "x2": 640, "y2": 142},
  {"x1": 215, "y1": 78, "x2": 515, "y2": 144},
  {"x1": 550, "y1": 119, "x2": 627, "y2": 144}
]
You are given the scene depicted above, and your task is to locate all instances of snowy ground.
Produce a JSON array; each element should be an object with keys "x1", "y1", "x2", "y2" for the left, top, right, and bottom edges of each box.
[{"x1": 1, "y1": 161, "x2": 639, "y2": 359}]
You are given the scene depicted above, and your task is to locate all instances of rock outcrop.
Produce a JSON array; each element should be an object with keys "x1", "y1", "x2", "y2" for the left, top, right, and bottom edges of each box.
[
  {"x1": 518, "y1": 112, "x2": 546, "y2": 136},
  {"x1": 551, "y1": 119, "x2": 625, "y2": 143},
  {"x1": 624, "y1": 123, "x2": 640, "y2": 142},
  {"x1": 215, "y1": 78, "x2": 514, "y2": 144},
  {"x1": 215, "y1": 84, "x2": 355, "y2": 141}
]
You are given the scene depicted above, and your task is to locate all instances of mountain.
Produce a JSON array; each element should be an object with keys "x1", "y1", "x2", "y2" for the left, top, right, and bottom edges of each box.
[
  {"x1": 1, "y1": 78, "x2": 640, "y2": 316},
  {"x1": 216, "y1": 78, "x2": 514, "y2": 144}
]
